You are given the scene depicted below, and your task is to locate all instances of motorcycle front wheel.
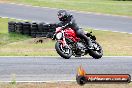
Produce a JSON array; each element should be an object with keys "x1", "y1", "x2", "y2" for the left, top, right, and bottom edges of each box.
[{"x1": 55, "y1": 41, "x2": 72, "y2": 59}]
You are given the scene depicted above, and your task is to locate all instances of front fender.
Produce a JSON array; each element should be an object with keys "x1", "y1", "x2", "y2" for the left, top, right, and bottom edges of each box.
[{"x1": 57, "y1": 40, "x2": 65, "y2": 47}]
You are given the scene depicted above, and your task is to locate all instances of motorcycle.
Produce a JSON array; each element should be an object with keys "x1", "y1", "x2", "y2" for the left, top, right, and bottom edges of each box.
[{"x1": 52, "y1": 26, "x2": 103, "y2": 59}]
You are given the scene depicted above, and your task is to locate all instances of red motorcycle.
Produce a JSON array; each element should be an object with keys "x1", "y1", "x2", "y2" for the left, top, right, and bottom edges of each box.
[{"x1": 53, "y1": 27, "x2": 103, "y2": 59}]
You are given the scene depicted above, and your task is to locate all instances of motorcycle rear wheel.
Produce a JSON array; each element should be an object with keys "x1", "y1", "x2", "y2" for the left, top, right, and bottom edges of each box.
[
  {"x1": 55, "y1": 41, "x2": 72, "y2": 59},
  {"x1": 89, "y1": 40, "x2": 103, "y2": 59}
]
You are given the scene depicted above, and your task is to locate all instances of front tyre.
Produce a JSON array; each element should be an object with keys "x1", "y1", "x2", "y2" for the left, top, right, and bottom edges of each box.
[
  {"x1": 89, "y1": 41, "x2": 103, "y2": 59},
  {"x1": 55, "y1": 41, "x2": 72, "y2": 59}
]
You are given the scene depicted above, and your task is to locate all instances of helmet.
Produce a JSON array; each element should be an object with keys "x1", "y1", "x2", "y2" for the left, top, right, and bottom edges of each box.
[{"x1": 57, "y1": 10, "x2": 69, "y2": 21}]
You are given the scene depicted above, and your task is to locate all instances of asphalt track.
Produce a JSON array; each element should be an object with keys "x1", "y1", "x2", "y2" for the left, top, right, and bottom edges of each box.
[
  {"x1": 0, "y1": 3, "x2": 132, "y2": 33},
  {"x1": 0, "y1": 56, "x2": 132, "y2": 82},
  {"x1": 0, "y1": 3, "x2": 132, "y2": 82}
]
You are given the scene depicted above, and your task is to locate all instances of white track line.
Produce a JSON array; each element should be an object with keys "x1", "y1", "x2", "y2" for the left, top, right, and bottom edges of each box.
[
  {"x1": 0, "y1": 16, "x2": 34, "y2": 22},
  {"x1": 92, "y1": 28, "x2": 132, "y2": 35},
  {"x1": 1, "y1": 16, "x2": 132, "y2": 34},
  {"x1": 0, "y1": 16, "x2": 50, "y2": 23},
  {"x1": 8, "y1": 3, "x2": 132, "y2": 19},
  {"x1": 0, "y1": 56, "x2": 131, "y2": 58}
]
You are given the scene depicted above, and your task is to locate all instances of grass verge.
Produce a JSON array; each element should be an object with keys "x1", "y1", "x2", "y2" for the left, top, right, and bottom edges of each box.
[
  {"x1": 0, "y1": 18, "x2": 30, "y2": 47},
  {"x1": 5, "y1": 0, "x2": 132, "y2": 16},
  {"x1": 0, "y1": 17, "x2": 132, "y2": 56},
  {"x1": 0, "y1": 82, "x2": 132, "y2": 88}
]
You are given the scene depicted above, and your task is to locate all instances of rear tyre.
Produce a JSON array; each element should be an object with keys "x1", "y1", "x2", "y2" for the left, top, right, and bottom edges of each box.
[
  {"x1": 55, "y1": 41, "x2": 72, "y2": 59},
  {"x1": 89, "y1": 40, "x2": 103, "y2": 59}
]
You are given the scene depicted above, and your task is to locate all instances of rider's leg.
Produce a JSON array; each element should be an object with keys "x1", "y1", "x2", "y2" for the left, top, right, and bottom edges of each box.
[{"x1": 76, "y1": 29, "x2": 93, "y2": 49}]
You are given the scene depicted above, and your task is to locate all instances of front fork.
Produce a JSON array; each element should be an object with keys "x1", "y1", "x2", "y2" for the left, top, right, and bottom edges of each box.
[
  {"x1": 58, "y1": 30, "x2": 68, "y2": 47},
  {"x1": 57, "y1": 31, "x2": 70, "y2": 54}
]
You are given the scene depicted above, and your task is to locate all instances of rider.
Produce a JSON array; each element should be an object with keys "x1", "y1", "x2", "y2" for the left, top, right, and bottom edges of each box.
[{"x1": 57, "y1": 10, "x2": 93, "y2": 49}]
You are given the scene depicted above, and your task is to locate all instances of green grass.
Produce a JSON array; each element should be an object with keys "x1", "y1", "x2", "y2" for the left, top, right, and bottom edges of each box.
[
  {"x1": 0, "y1": 18, "x2": 30, "y2": 46},
  {"x1": 0, "y1": 17, "x2": 132, "y2": 56},
  {"x1": 10, "y1": 0, "x2": 132, "y2": 16}
]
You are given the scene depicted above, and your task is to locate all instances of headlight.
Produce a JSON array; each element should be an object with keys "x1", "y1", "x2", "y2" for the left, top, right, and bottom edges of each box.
[{"x1": 56, "y1": 32, "x2": 63, "y2": 40}]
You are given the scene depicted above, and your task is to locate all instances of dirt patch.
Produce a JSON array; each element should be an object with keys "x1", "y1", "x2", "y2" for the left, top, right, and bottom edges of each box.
[
  {"x1": 33, "y1": 37, "x2": 52, "y2": 44},
  {"x1": 0, "y1": 82, "x2": 132, "y2": 88},
  {"x1": 0, "y1": 0, "x2": 9, "y2": 3}
]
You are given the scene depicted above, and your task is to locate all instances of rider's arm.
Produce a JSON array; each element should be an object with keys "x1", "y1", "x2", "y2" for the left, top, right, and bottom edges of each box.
[{"x1": 62, "y1": 15, "x2": 74, "y2": 29}]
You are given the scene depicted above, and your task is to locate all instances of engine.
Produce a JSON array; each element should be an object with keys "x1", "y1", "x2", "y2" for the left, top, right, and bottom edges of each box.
[{"x1": 74, "y1": 42, "x2": 86, "y2": 56}]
